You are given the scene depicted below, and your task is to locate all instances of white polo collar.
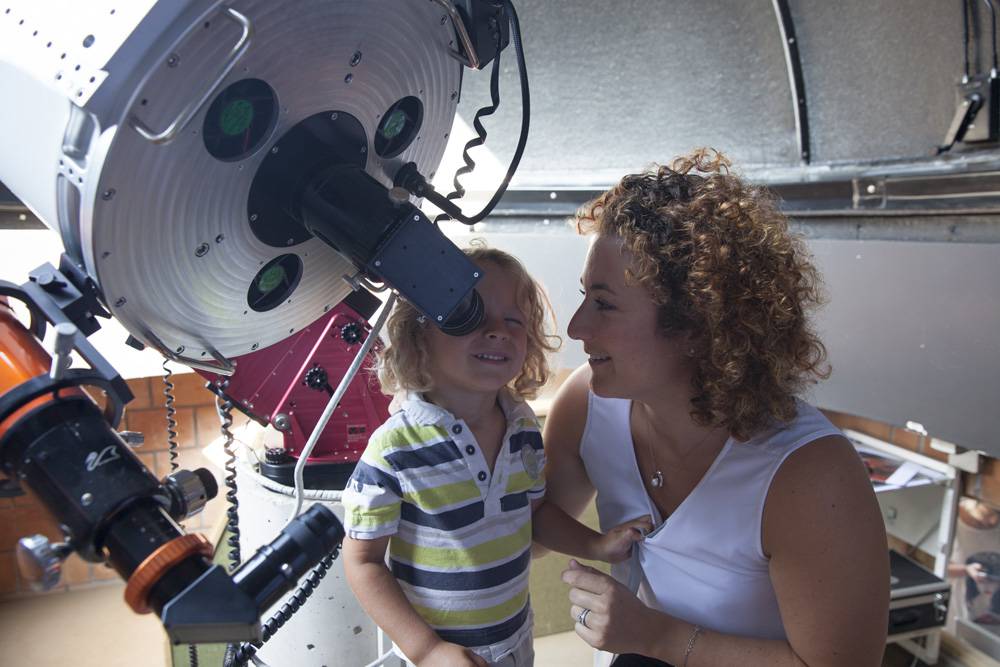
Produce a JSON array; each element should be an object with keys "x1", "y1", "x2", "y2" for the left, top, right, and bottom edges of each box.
[{"x1": 401, "y1": 387, "x2": 534, "y2": 427}]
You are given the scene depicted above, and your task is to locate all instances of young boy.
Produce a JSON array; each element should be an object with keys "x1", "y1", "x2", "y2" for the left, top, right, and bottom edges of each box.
[{"x1": 342, "y1": 246, "x2": 650, "y2": 667}]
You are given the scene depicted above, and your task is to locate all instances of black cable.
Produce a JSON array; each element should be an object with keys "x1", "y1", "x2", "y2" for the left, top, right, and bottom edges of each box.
[
  {"x1": 434, "y1": 0, "x2": 530, "y2": 226},
  {"x1": 433, "y1": 28, "x2": 504, "y2": 225},
  {"x1": 223, "y1": 550, "x2": 340, "y2": 667},
  {"x1": 161, "y1": 360, "x2": 198, "y2": 667},
  {"x1": 162, "y1": 359, "x2": 178, "y2": 472},
  {"x1": 219, "y1": 397, "x2": 241, "y2": 571}
]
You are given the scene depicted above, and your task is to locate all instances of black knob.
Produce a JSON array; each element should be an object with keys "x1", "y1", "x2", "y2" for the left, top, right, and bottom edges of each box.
[
  {"x1": 340, "y1": 323, "x2": 363, "y2": 345},
  {"x1": 265, "y1": 448, "x2": 293, "y2": 465},
  {"x1": 303, "y1": 365, "x2": 329, "y2": 391}
]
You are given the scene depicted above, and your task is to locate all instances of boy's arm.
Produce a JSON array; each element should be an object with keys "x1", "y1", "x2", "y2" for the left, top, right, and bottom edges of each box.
[
  {"x1": 342, "y1": 536, "x2": 486, "y2": 666},
  {"x1": 531, "y1": 498, "x2": 650, "y2": 563}
]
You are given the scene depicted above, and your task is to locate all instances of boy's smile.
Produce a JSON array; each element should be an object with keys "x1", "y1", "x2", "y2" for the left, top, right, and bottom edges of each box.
[{"x1": 424, "y1": 259, "x2": 528, "y2": 401}]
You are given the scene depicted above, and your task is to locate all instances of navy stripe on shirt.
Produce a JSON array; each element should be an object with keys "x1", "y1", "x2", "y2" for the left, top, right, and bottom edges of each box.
[
  {"x1": 349, "y1": 460, "x2": 403, "y2": 498},
  {"x1": 401, "y1": 498, "x2": 486, "y2": 530},
  {"x1": 508, "y1": 430, "x2": 542, "y2": 454},
  {"x1": 386, "y1": 440, "x2": 463, "y2": 471},
  {"x1": 435, "y1": 602, "x2": 531, "y2": 647},
  {"x1": 390, "y1": 549, "x2": 531, "y2": 591},
  {"x1": 499, "y1": 491, "x2": 530, "y2": 512}
]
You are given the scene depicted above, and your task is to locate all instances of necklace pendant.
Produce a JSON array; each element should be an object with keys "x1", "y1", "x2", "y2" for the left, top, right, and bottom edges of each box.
[{"x1": 650, "y1": 470, "x2": 664, "y2": 488}]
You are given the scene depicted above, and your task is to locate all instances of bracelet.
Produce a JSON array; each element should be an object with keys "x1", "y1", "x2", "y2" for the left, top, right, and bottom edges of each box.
[{"x1": 682, "y1": 625, "x2": 703, "y2": 667}]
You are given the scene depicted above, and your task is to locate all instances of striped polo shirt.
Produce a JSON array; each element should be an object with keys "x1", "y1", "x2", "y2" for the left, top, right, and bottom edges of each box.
[{"x1": 342, "y1": 389, "x2": 546, "y2": 659}]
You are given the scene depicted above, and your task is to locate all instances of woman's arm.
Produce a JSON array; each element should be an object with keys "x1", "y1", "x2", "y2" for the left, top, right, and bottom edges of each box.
[
  {"x1": 342, "y1": 537, "x2": 486, "y2": 667},
  {"x1": 563, "y1": 434, "x2": 889, "y2": 667}
]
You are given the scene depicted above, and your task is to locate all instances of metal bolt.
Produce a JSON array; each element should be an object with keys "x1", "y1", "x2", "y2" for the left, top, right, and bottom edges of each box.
[
  {"x1": 81, "y1": 493, "x2": 94, "y2": 506},
  {"x1": 114, "y1": 297, "x2": 126, "y2": 307},
  {"x1": 271, "y1": 145, "x2": 279, "y2": 154},
  {"x1": 350, "y1": 51, "x2": 362, "y2": 67},
  {"x1": 101, "y1": 189, "x2": 115, "y2": 201},
  {"x1": 330, "y1": 112, "x2": 338, "y2": 121},
  {"x1": 344, "y1": 73, "x2": 353, "y2": 84},
  {"x1": 286, "y1": 237, "x2": 294, "y2": 245},
  {"x1": 436, "y1": 315, "x2": 443, "y2": 322},
  {"x1": 413, "y1": 215, "x2": 420, "y2": 221},
  {"x1": 195, "y1": 243, "x2": 210, "y2": 257},
  {"x1": 273, "y1": 413, "x2": 291, "y2": 432},
  {"x1": 374, "y1": 260, "x2": 382, "y2": 267},
  {"x1": 175, "y1": 346, "x2": 185, "y2": 354},
  {"x1": 166, "y1": 53, "x2": 180, "y2": 67},
  {"x1": 473, "y1": 272, "x2": 480, "y2": 278},
  {"x1": 360, "y1": 145, "x2": 367, "y2": 153},
  {"x1": 251, "y1": 342, "x2": 259, "y2": 350},
  {"x1": 250, "y1": 213, "x2": 258, "y2": 222},
  {"x1": 215, "y1": 234, "x2": 225, "y2": 243}
]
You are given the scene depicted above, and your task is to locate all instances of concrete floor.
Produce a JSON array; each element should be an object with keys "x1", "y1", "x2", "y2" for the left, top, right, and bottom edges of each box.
[
  {"x1": 0, "y1": 581, "x2": 982, "y2": 667},
  {"x1": 0, "y1": 582, "x2": 591, "y2": 666}
]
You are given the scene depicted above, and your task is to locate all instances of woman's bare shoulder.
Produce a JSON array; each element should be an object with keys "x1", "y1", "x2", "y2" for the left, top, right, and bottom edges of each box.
[{"x1": 763, "y1": 433, "x2": 881, "y2": 553}]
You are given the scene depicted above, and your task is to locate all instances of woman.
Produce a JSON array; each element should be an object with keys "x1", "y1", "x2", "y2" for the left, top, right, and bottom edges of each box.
[{"x1": 543, "y1": 149, "x2": 889, "y2": 666}]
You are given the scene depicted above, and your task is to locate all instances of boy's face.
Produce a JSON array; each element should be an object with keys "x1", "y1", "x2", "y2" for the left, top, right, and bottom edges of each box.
[{"x1": 424, "y1": 260, "x2": 529, "y2": 398}]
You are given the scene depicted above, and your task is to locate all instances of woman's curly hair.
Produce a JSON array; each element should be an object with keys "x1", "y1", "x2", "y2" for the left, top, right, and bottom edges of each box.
[
  {"x1": 576, "y1": 148, "x2": 829, "y2": 440},
  {"x1": 377, "y1": 243, "x2": 561, "y2": 401}
]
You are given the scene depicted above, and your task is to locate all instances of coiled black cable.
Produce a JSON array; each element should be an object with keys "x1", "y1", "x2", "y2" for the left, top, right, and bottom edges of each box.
[
  {"x1": 434, "y1": 24, "x2": 504, "y2": 224},
  {"x1": 219, "y1": 396, "x2": 241, "y2": 570},
  {"x1": 223, "y1": 550, "x2": 340, "y2": 667},
  {"x1": 162, "y1": 359, "x2": 179, "y2": 472},
  {"x1": 162, "y1": 359, "x2": 198, "y2": 667},
  {"x1": 434, "y1": 0, "x2": 530, "y2": 226}
]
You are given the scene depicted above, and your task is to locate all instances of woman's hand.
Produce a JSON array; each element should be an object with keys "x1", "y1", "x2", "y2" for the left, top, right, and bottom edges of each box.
[
  {"x1": 416, "y1": 641, "x2": 488, "y2": 667},
  {"x1": 593, "y1": 515, "x2": 652, "y2": 563},
  {"x1": 562, "y1": 559, "x2": 661, "y2": 655}
]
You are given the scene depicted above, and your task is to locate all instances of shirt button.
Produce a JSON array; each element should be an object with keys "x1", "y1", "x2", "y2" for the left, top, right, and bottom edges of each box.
[
  {"x1": 477, "y1": 471, "x2": 487, "y2": 482},
  {"x1": 452, "y1": 424, "x2": 463, "y2": 435},
  {"x1": 466, "y1": 445, "x2": 475, "y2": 455}
]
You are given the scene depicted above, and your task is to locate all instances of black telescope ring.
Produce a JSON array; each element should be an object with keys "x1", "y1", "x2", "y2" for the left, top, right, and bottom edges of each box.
[
  {"x1": 0, "y1": 370, "x2": 125, "y2": 430},
  {"x1": 0, "y1": 281, "x2": 48, "y2": 340}
]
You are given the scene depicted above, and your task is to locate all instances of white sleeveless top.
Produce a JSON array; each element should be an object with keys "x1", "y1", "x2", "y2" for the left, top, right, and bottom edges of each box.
[{"x1": 580, "y1": 393, "x2": 843, "y2": 640}]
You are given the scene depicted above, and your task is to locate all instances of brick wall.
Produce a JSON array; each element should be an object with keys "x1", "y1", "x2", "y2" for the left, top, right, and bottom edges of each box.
[{"x1": 0, "y1": 372, "x2": 247, "y2": 600}]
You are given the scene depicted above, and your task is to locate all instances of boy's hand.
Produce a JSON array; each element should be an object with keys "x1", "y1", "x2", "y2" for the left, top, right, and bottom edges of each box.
[
  {"x1": 593, "y1": 515, "x2": 653, "y2": 563},
  {"x1": 417, "y1": 641, "x2": 488, "y2": 667}
]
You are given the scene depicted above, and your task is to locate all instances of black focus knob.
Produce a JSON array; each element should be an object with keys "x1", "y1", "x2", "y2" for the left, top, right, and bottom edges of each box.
[
  {"x1": 340, "y1": 322, "x2": 363, "y2": 345},
  {"x1": 303, "y1": 365, "x2": 329, "y2": 391},
  {"x1": 264, "y1": 448, "x2": 293, "y2": 465}
]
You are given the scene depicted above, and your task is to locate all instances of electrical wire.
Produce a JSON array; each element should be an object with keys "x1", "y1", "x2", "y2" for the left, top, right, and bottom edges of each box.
[
  {"x1": 162, "y1": 359, "x2": 179, "y2": 472},
  {"x1": 218, "y1": 395, "x2": 241, "y2": 571},
  {"x1": 434, "y1": 25, "x2": 504, "y2": 224},
  {"x1": 433, "y1": 0, "x2": 530, "y2": 226}
]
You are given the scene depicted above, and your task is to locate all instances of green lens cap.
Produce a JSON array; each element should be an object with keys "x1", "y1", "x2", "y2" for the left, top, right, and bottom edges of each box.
[
  {"x1": 220, "y1": 99, "x2": 254, "y2": 136},
  {"x1": 257, "y1": 264, "x2": 286, "y2": 293}
]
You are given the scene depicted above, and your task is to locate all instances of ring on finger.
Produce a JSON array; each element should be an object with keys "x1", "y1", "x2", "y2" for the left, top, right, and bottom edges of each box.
[{"x1": 577, "y1": 607, "x2": 591, "y2": 628}]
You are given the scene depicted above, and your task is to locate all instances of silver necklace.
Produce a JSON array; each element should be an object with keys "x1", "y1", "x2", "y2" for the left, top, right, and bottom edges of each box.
[{"x1": 645, "y1": 426, "x2": 720, "y2": 489}]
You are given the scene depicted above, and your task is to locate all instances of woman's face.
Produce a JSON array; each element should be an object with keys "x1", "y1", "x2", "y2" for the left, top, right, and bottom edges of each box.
[{"x1": 568, "y1": 234, "x2": 690, "y2": 401}]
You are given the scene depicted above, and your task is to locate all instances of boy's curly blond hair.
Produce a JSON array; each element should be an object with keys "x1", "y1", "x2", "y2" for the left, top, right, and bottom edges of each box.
[
  {"x1": 377, "y1": 244, "x2": 561, "y2": 400},
  {"x1": 576, "y1": 148, "x2": 830, "y2": 440}
]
